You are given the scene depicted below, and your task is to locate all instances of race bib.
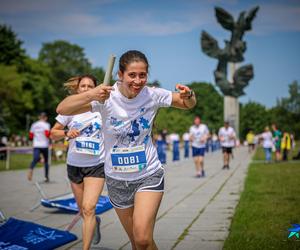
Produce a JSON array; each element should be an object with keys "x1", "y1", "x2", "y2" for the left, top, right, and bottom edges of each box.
[
  {"x1": 75, "y1": 137, "x2": 100, "y2": 155},
  {"x1": 111, "y1": 145, "x2": 147, "y2": 173}
]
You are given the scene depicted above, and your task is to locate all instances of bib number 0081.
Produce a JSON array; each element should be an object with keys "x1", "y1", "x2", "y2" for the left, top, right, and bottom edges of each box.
[{"x1": 117, "y1": 155, "x2": 140, "y2": 165}]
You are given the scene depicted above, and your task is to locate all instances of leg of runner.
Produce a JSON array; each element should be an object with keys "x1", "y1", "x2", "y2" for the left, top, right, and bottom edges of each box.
[
  {"x1": 114, "y1": 207, "x2": 136, "y2": 250},
  {"x1": 114, "y1": 191, "x2": 163, "y2": 250},
  {"x1": 40, "y1": 148, "x2": 49, "y2": 182},
  {"x1": 199, "y1": 155, "x2": 205, "y2": 177},
  {"x1": 193, "y1": 156, "x2": 201, "y2": 177},
  {"x1": 133, "y1": 191, "x2": 162, "y2": 250},
  {"x1": 81, "y1": 177, "x2": 105, "y2": 250},
  {"x1": 223, "y1": 151, "x2": 229, "y2": 169},
  {"x1": 28, "y1": 148, "x2": 41, "y2": 181}
]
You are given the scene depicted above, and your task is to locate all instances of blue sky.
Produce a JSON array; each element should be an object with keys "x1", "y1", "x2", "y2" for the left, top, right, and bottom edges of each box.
[{"x1": 0, "y1": 0, "x2": 299, "y2": 108}]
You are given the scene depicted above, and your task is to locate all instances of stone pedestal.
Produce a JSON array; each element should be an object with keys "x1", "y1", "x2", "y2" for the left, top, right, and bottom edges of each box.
[
  {"x1": 224, "y1": 96, "x2": 239, "y2": 138},
  {"x1": 224, "y1": 63, "x2": 239, "y2": 138}
]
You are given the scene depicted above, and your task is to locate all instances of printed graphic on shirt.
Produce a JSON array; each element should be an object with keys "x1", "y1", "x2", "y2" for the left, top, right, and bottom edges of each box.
[
  {"x1": 74, "y1": 116, "x2": 102, "y2": 155},
  {"x1": 109, "y1": 108, "x2": 151, "y2": 148}
]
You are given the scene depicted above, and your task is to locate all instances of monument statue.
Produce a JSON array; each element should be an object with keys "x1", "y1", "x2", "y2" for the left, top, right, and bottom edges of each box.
[
  {"x1": 200, "y1": 6, "x2": 259, "y2": 137},
  {"x1": 201, "y1": 6, "x2": 259, "y2": 97}
]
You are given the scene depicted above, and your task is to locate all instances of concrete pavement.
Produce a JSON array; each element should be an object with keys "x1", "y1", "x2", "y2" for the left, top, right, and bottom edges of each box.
[{"x1": 0, "y1": 146, "x2": 252, "y2": 250}]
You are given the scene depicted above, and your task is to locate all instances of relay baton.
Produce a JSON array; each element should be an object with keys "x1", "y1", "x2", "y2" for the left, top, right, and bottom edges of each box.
[{"x1": 103, "y1": 54, "x2": 116, "y2": 86}]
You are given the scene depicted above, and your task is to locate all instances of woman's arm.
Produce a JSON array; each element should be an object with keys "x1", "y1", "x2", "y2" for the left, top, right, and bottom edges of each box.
[
  {"x1": 56, "y1": 85, "x2": 114, "y2": 115},
  {"x1": 171, "y1": 84, "x2": 196, "y2": 109},
  {"x1": 50, "y1": 122, "x2": 81, "y2": 141},
  {"x1": 50, "y1": 122, "x2": 67, "y2": 141}
]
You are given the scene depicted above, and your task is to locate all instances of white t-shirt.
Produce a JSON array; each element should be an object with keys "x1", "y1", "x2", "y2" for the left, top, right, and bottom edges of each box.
[
  {"x1": 169, "y1": 133, "x2": 180, "y2": 143},
  {"x1": 218, "y1": 126, "x2": 236, "y2": 148},
  {"x1": 30, "y1": 120, "x2": 50, "y2": 148},
  {"x1": 91, "y1": 82, "x2": 172, "y2": 181},
  {"x1": 56, "y1": 112, "x2": 105, "y2": 167},
  {"x1": 182, "y1": 132, "x2": 190, "y2": 141},
  {"x1": 261, "y1": 131, "x2": 273, "y2": 148},
  {"x1": 189, "y1": 124, "x2": 209, "y2": 148}
]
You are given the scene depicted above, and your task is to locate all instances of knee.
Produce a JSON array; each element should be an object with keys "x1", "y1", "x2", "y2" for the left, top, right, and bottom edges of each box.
[
  {"x1": 134, "y1": 236, "x2": 152, "y2": 249},
  {"x1": 133, "y1": 227, "x2": 152, "y2": 249},
  {"x1": 82, "y1": 203, "x2": 96, "y2": 218}
]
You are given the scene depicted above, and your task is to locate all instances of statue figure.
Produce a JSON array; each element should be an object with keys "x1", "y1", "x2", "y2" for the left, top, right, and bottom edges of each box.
[{"x1": 201, "y1": 6, "x2": 259, "y2": 97}]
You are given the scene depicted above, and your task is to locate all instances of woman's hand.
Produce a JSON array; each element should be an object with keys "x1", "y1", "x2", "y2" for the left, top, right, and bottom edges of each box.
[
  {"x1": 172, "y1": 83, "x2": 196, "y2": 109},
  {"x1": 66, "y1": 129, "x2": 80, "y2": 139},
  {"x1": 175, "y1": 84, "x2": 194, "y2": 100},
  {"x1": 89, "y1": 84, "x2": 114, "y2": 103}
]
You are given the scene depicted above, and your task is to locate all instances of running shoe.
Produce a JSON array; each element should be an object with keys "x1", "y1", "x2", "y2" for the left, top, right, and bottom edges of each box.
[{"x1": 93, "y1": 216, "x2": 101, "y2": 245}]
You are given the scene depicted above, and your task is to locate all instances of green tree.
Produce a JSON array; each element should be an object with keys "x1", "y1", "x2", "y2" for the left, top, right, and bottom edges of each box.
[
  {"x1": 90, "y1": 66, "x2": 106, "y2": 84},
  {"x1": 22, "y1": 58, "x2": 57, "y2": 123},
  {"x1": 154, "y1": 108, "x2": 194, "y2": 136},
  {"x1": 240, "y1": 101, "x2": 270, "y2": 138},
  {"x1": 0, "y1": 65, "x2": 25, "y2": 133},
  {"x1": 154, "y1": 82, "x2": 223, "y2": 135},
  {"x1": 277, "y1": 80, "x2": 300, "y2": 115},
  {"x1": 38, "y1": 40, "x2": 92, "y2": 100},
  {"x1": 188, "y1": 82, "x2": 223, "y2": 132},
  {"x1": 270, "y1": 81, "x2": 300, "y2": 138},
  {"x1": 0, "y1": 24, "x2": 26, "y2": 69}
]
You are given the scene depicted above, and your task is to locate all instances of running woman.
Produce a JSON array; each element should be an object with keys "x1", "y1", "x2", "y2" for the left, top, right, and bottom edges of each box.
[
  {"x1": 51, "y1": 75, "x2": 105, "y2": 250},
  {"x1": 56, "y1": 50, "x2": 196, "y2": 250},
  {"x1": 27, "y1": 112, "x2": 51, "y2": 182}
]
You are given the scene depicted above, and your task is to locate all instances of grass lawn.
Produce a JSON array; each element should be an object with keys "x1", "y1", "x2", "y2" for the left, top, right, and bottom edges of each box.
[
  {"x1": 224, "y1": 146, "x2": 300, "y2": 250},
  {"x1": 0, "y1": 152, "x2": 65, "y2": 171}
]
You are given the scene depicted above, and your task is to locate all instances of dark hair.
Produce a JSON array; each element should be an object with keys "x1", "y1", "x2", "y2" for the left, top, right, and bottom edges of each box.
[
  {"x1": 39, "y1": 112, "x2": 47, "y2": 118},
  {"x1": 64, "y1": 74, "x2": 98, "y2": 94},
  {"x1": 119, "y1": 50, "x2": 149, "y2": 73}
]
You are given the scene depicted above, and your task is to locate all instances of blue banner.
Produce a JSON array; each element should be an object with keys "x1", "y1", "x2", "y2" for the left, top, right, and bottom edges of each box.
[{"x1": 0, "y1": 218, "x2": 77, "y2": 250}]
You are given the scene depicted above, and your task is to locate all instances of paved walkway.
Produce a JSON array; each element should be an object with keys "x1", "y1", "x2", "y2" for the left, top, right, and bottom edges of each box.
[{"x1": 0, "y1": 146, "x2": 252, "y2": 250}]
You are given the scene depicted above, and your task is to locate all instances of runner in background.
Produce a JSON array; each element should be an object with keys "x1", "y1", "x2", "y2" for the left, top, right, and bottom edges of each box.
[
  {"x1": 246, "y1": 129, "x2": 255, "y2": 153},
  {"x1": 272, "y1": 123, "x2": 282, "y2": 162},
  {"x1": 259, "y1": 126, "x2": 273, "y2": 163},
  {"x1": 189, "y1": 116, "x2": 209, "y2": 177},
  {"x1": 218, "y1": 121, "x2": 236, "y2": 170},
  {"x1": 27, "y1": 112, "x2": 51, "y2": 182}
]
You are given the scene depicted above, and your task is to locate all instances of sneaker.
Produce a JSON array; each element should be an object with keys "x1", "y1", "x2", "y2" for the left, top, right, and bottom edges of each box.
[
  {"x1": 92, "y1": 216, "x2": 101, "y2": 245},
  {"x1": 222, "y1": 165, "x2": 226, "y2": 170},
  {"x1": 44, "y1": 177, "x2": 50, "y2": 183}
]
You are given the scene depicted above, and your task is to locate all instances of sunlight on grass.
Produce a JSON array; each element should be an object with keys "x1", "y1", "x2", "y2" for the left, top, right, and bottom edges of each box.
[{"x1": 224, "y1": 148, "x2": 300, "y2": 250}]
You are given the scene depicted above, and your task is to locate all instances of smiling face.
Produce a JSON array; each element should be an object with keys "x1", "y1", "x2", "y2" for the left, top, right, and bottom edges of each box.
[
  {"x1": 118, "y1": 61, "x2": 148, "y2": 99},
  {"x1": 77, "y1": 77, "x2": 96, "y2": 94}
]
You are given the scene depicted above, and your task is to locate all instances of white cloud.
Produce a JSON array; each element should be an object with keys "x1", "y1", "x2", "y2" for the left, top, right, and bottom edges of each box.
[
  {"x1": 0, "y1": 1, "x2": 299, "y2": 39},
  {"x1": 0, "y1": 3, "x2": 212, "y2": 37}
]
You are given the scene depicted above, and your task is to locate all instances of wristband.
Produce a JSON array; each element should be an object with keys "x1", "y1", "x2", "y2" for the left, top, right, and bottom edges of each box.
[{"x1": 187, "y1": 90, "x2": 195, "y2": 99}]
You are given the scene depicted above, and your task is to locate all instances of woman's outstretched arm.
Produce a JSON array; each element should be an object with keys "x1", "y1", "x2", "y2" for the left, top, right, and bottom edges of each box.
[{"x1": 56, "y1": 85, "x2": 114, "y2": 115}]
